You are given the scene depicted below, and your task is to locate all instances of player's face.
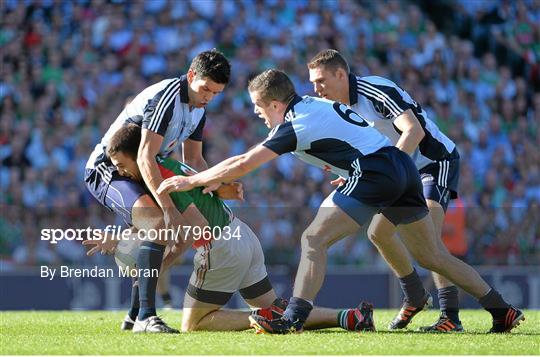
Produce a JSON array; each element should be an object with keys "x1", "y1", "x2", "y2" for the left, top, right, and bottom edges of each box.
[
  {"x1": 110, "y1": 152, "x2": 142, "y2": 182},
  {"x1": 309, "y1": 66, "x2": 347, "y2": 103},
  {"x1": 249, "y1": 90, "x2": 284, "y2": 129},
  {"x1": 187, "y1": 70, "x2": 225, "y2": 108}
]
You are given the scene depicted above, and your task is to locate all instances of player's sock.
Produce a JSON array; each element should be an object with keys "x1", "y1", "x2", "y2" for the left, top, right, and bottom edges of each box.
[
  {"x1": 337, "y1": 309, "x2": 354, "y2": 330},
  {"x1": 161, "y1": 292, "x2": 172, "y2": 305},
  {"x1": 128, "y1": 278, "x2": 140, "y2": 321},
  {"x1": 438, "y1": 286, "x2": 460, "y2": 323},
  {"x1": 398, "y1": 268, "x2": 425, "y2": 307},
  {"x1": 137, "y1": 242, "x2": 165, "y2": 320},
  {"x1": 478, "y1": 288, "x2": 510, "y2": 319},
  {"x1": 282, "y1": 297, "x2": 313, "y2": 331}
]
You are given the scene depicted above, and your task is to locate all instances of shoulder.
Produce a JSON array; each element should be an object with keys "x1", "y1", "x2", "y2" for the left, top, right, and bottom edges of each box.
[{"x1": 357, "y1": 75, "x2": 399, "y2": 88}]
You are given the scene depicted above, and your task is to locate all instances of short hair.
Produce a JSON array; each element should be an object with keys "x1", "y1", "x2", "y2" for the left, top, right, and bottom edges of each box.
[
  {"x1": 107, "y1": 124, "x2": 141, "y2": 160},
  {"x1": 307, "y1": 49, "x2": 350, "y2": 73},
  {"x1": 189, "y1": 49, "x2": 231, "y2": 84},
  {"x1": 248, "y1": 69, "x2": 296, "y2": 105}
]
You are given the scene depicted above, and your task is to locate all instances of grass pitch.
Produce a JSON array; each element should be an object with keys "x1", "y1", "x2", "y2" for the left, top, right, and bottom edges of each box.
[{"x1": 0, "y1": 309, "x2": 538, "y2": 355}]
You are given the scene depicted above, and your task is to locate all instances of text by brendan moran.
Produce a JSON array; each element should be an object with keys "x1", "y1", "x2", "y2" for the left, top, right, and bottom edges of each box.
[{"x1": 40, "y1": 266, "x2": 158, "y2": 280}]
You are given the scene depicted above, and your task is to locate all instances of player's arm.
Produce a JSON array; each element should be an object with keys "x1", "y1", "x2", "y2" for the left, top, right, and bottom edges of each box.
[
  {"x1": 138, "y1": 129, "x2": 185, "y2": 227},
  {"x1": 182, "y1": 115, "x2": 208, "y2": 171},
  {"x1": 159, "y1": 120, "x2": 297, "y2": 194},
  {"x1": 360, "y1": 79, "x2": 424, "y2": 155},
  {"x1": 393, "y1": 109, "x2": 425, "y2": 155},
  {"x1": 158, "y1": 145, "x2": 277, "y2": 194},
  {"x1": 182, "y1": 138, "x2": 208, "y2": 171}
]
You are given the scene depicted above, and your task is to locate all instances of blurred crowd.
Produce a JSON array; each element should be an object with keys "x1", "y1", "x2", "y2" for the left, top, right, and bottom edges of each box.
[{"x1": 1, "y1": 0, "x2": 539, "y2": 269}]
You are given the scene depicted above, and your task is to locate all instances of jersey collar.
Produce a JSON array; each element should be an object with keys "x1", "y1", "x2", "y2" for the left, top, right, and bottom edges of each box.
[
  {"x1": 179, "y1": 75, "x2": 189, "y2": 104},
  {"x1": 348, "y1": 72, "x2": 358, "y2": 106},
  {"x1": 283, "y1": 94, "x2": 303, "y2": 121}
]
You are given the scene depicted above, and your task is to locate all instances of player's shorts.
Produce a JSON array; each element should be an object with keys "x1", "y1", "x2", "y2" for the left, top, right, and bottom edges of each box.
[
  {"x1": 187, "y1": 218, "x2": 272, "y2": 306},
  {"x1": 419, "y1": 151, "x2": 460, "y2": 212},
  {"x1": 84, "y1": 161, "x2": 148, "y2": 226},
  {"x1": 333, "y1": 146, "x2": 429, "y2": 226}
]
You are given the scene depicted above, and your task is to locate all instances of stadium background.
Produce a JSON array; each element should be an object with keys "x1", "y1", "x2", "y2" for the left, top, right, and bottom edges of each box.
[{"x1": 0, "y1": 0, "x2": 539, "y2": 310}]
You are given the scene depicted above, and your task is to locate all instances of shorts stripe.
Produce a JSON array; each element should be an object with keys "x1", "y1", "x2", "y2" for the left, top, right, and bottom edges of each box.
[
  {"x1": 342, "y1": 159, "x2": 362, "y2": 196},
  {"x1": 447, "y1": 161, "x2": 450, "y2": 186},
  {"x1": 438, "y1": 160, "x2": 449, "y2": 187},
  {"x1": 195, "y1": 244, "x2": 210, "y2": 289}
]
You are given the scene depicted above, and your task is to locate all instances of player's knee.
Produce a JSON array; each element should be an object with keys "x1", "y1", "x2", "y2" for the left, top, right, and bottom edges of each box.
[
  {"x1": 366, "y1": 224, "x2": 382, "y2": 245},
  {"x1": 300, "y1": 229, "x2": 326, "y2": 252}
]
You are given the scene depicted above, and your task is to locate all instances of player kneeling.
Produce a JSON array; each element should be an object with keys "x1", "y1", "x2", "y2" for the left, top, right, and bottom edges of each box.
[{"x1": 102, "y1": 124, "x2": 376, "y2": 333}]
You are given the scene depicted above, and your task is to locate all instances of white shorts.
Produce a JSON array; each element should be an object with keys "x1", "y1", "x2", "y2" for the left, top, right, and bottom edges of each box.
[{"x1": 187, "y1": 218, "x2": 272, "y2": 305}]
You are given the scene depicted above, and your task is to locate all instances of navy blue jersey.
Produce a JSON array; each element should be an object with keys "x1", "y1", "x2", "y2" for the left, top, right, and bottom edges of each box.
[
  {"x1": 86, "y1": 75, "x2": 206, "y2": 169},
  {"x1": 262, "y1": 95, "x2": 391, "y2": 178},
  {"x1": 348, "y1": 74, "x2": 458, "y2": 169}
]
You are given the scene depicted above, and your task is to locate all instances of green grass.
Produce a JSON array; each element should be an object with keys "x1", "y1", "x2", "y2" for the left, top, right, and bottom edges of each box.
[{"x1": 0, "y1": 310, "x2": 538, "y2": 355}]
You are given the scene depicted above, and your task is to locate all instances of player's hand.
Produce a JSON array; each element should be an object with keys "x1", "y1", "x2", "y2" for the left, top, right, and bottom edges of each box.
[
  {"x1": 202, "y1": 182, "x2": 222, "y2": 194},
  {"x1": 212, "y1": 182, "x2": 244, "y2": 201},
  {"x1": 82, "y1": 230, "x2": 120, "y2": 256},
  {"x1": 330, "y1": 176, "x2": 346, "y2": 187},
  {"x1": 158, "y1": 175, "x2": 195, "y2": 194}
]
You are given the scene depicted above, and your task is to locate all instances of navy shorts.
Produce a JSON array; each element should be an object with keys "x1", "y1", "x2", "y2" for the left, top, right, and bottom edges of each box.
[
  {"x1": 419, "y1": 152, "x2": 460, "y2": 212},
  {"x1": 84, "y1": 161, "x2": 148, "y2": 226},
  {"x1": 333, "y1": 147, "x2": 429, "y2": 226}
]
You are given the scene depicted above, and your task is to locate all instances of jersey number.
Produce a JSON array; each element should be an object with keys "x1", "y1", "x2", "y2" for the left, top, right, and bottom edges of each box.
[{"x1": 332, "y1": 102, "x2": 369, "y2": 127}]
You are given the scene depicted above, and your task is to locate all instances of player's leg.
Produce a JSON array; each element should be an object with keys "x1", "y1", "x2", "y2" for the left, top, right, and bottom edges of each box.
[
  {"x1": 367, "y1": 214, "x2": 432, "y2": 330},
  {"x1": 396, "y1": 216, "x2": 523, "y2": 332},
  {"x1": 293, "y1": 194, "x2": 361, "y2": 300},
  {"x1": 105, "y1": 175, "x2": 176, "y2": 332},
  {"x1": 266, "y1": 191, "x2": 367, "y2": 333},
  {"x1": 367, "y1": 214, "x2": 412, "y2": 277},
  {"x1": 157, "y1": 268, "x2": 172, "y2": 309},
  {"x1": 85, "y1": 166, "x2": 177, "y2": 333},
  {"x1": 232, "y1": 218, "x2": 374, "y2": 332},
  {"x1": 121, "y1": 277, "x2": 139, "y2": 330},
  {"x1": 422, "y1": 198, "x2": 463, "y2": 331},
  {"x1": 252, "y1": 297, "x2": 375, "y2": 332},
  {"x1": 129, "y1": 194, "x2": 176, "y2": 332},
  {"x1": 181, "y1": 292, "x2": 247, "y2": 331},
  {"x1": 419, "y1": 158, "x2": 462, "y2": 331},
  {"x1": 392, "y1": 153, "x2": 523, "y2": 332}
]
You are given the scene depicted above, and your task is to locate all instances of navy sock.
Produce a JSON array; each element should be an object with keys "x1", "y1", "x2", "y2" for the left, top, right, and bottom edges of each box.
[
  {"x1": 137, "y1": 242, "x2": 165, "y2": 320},
  {"x1": 398, "y1": 268, "x2": 426, "y2": 307},
  {"x1": 161, "y1": 292, "x2": 172, "y2": 305},
  {"x1": 128, "y1": 278, "x2": 139, "y2": 321},
  {"x1": 282, "y1": 297, "x2": 313, "y2": 330},
  {"x1": 478, "y1": 288, "x2": 510, "y2": 319},
  {"x1": 438, "y1": 286, "x2": 460, "y2": 323}
]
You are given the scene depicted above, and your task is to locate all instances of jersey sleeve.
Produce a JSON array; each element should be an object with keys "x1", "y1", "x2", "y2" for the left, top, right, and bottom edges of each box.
[
  {"x1": 357, "y1": 79, "x2": 410, "y2": 120},
  {"x1": 188, "y1": 114, "x2": 206, "y2": 141},
  {"x1": 262, "y1": 121, "x2": 298, "y2": 155},
  {"x1": 142, "y1": 81, "x2": 179, "y2": 136}
]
